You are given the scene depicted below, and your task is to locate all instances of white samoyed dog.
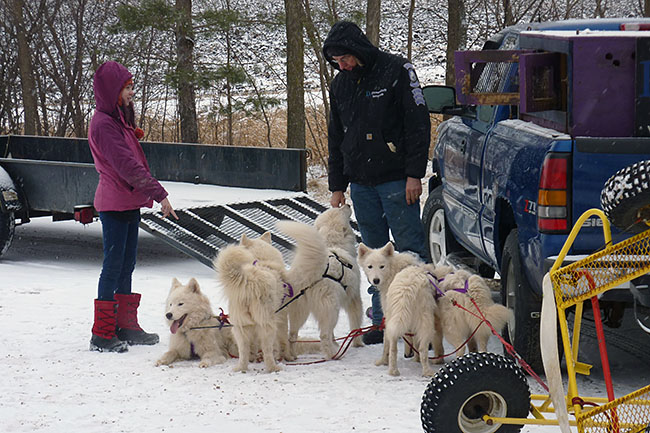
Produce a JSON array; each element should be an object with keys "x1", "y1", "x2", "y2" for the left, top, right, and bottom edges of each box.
[
  {"x1": 436, "y1": 270, "x2": 513, "y2": 355},
  {"x1": 286, "y1": 205, "x2": 363, "y2": 359},
  {"x1": 214, "y1": 220, "x2": 329, "y2": 373},
  {"x1": 155, "y1": 278, "x2": 237, "y2": 368}
]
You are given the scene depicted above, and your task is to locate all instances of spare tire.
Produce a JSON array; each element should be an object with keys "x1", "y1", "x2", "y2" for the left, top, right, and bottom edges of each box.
[{"x1": 601, "y1": 160, "x2": 650, "y2": 233}]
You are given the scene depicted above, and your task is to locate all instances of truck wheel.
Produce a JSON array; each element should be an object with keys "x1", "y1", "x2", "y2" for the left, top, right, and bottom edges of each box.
[
  {"x1": 421, "y1": 352, "x2": 530, "y2": 433},
  {"x1": 0, "y1": 211, "x2": 15, "y2": 257},
  {"x1": 500, "y1": 229, "x2": 543, "y2": 372},
  {"x1": 422, "y1": 186, "x2": 464, "y2": 264},
  {"x1": 601, "y1": 160, "x2": 650, "y2": 233}
]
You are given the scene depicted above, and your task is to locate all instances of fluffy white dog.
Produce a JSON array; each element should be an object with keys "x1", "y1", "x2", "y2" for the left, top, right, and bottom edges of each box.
[
  {"x1": 156, "y1": 278, "x2": 237, "y2": 368},
  {"x1": 286, "y1": 205, "x2": 363, "y2": 359},
  {"x1": 437, "y1": 270, "x2": 513, "y2": 355},
  {"x1": 214, "y1": 221, "x2": 328, "y2": 373},
  {"x1": 382, "y1": 263, "x2": 447, "y2": 376}
]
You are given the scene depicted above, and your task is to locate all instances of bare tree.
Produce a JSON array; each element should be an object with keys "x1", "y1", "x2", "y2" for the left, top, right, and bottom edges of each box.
[
  {"x1": 175, "y1": 0, "x2": 199, "y2": 143},
  {"x1": 9, "y1": 0, "x2": 38, "y2": 135},
  {"x1": 285, "y1": 0, "x2": 306, "y2": 149},
  {"x1": 406, "y1": 0, "x2": 415, "y2": 60},
  {"x1": 446, "y1": 0, "x2": 466, "y2": 86},
  {"x1": 366, "y1": 0, "x2": 380, "y2": 46}
]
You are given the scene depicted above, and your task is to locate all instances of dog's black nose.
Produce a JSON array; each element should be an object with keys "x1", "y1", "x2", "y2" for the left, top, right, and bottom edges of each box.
[
  {"x1": 166, "y1": 312, "x2": 173, "y2": 319},
  {"x1": 373, "y1": 278, "x2": 380, "y2": 285}
]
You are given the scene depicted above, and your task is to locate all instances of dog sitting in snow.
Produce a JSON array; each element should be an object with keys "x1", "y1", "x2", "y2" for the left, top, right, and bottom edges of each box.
[
  {"x1": 435, "y1": 269, "x2": 513, "y2": 356},
  {"x1": 155, "y1": 278, "x2": 237, "y2": 368},
  {"x1": 214, "y1": 220, "x2": 328, "y2": 373},
  {"x1": 286, "y1": 205, "x2": 364, "y2": 359}
]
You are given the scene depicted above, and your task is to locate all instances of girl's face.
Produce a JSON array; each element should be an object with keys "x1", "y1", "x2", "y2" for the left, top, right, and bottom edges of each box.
[{"x1": 120, "y1": 83, "x2": 134, "y2": 106}]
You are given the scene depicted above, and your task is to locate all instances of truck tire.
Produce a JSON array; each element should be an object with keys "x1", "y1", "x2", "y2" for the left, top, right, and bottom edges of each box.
[
  {"x1": 500, "y1": 229, "x2": 543, "y2": 372},
  {"x1": 0, "y1": 211, "x2": 15, "y2": 257},
  {"x1": 422, "y1": 185, "x2": 464, "y2": 264},
  {"x1": 421, "y1": 352, "x2": 530, "y2": 433},
  {"x1": 601, "y1": 160, "x2": 650, "y2": 233}
]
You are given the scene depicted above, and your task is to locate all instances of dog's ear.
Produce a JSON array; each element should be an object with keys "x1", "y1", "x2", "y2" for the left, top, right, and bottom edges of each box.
[
  {"x1": 240, "y1": 233, "x2": 251, "y2": 246},
  {"x1": 381, "y1": 242, "x2": 395, "y2": 256},
  {"x1": 358, "y1": 242, "x2": 369, "y2": 258},
  {"x1": 171, "y1": 277, "x2": 182, "y2": 290},
  {"x1": 260, "y1": 231, "x2": 272, "y2": 244},
  {"x1": 187, "y1": 278, "x2": 201, "y2": 293}
]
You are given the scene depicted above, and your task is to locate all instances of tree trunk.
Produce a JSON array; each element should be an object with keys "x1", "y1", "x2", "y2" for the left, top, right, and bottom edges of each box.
[
  {"x1": 446, "y1": 0, "x2": 465, "y2": 87},
  {"x1": 365, "y1": 0, "x2": 380, "y2": 46},
  {"x1": 175, "y1": 0, "x2": 198, "y2": 143},
  {"x1": 10, "y1": 0, "x2": 38, "y2": 135},
  {"x1": 503, "y1": 0, "x2": 514, "y2": 27},
  {"x1": 285, "y1": 0, "x2": 305, "y2": 149},
  {"x1": 407, "y1": 0, "x2": 415, "y2": 60}
]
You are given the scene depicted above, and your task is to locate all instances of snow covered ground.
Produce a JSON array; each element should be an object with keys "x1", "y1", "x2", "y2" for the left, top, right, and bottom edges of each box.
[{"x1": 1, "y1": 183, "x2": 649, "y2": 433}]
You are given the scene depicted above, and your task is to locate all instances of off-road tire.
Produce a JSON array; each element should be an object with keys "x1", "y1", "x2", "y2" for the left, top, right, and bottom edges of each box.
[
  {"x1": 0, "y1": 211, "x2": 15, "y2": 257},
  {"x1": 500, "y1": 229, "x2": 543, "y2": 372},
  {"x1": 601, "y1": 160, "x2": 650, "y2": 233},
  {"x1": 421, "y1": 352, "x2": 530, "y2": 433},
  {"x1": 422, "y1": 185, "x2": 464, "y2": 264}
]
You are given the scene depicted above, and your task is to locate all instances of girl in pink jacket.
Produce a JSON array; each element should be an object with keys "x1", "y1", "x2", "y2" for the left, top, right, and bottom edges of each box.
[{"x1": 88, "y1": 61, "x2": 177, "y2": 353}]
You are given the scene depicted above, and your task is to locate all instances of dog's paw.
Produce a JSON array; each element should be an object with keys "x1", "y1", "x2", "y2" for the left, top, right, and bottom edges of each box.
[
  {"x1": 233, "y1": 364, "x2": 248, "y2": 373},
  {"x1": 375, "y1": 358, "x2": 388, "y2": 366},
  {"x1": 266, "y1": 364, "x2": 282, "y2": 373},
  {"x1": 422, "y1": 368, "x2": 436, "y2": 377},
  {"x1": 388, "y1": 367, "x2": 400, "y2": 377},
  {"x1": 432, "y1": 356, "x2": 444, "y2": 365}
]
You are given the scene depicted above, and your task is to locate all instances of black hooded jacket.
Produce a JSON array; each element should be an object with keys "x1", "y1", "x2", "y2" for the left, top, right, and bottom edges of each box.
[{"x1": 322, "y1": 21, "x2": 431, "y2": 191}]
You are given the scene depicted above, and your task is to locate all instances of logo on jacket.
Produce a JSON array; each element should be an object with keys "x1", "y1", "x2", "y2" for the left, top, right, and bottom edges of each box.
[
  {"x1": 404, "y1": 63, "x2": 426, "y2": 106},
  {"x1": 367, "y1": 88, "x2": 387, "y2": 98}
]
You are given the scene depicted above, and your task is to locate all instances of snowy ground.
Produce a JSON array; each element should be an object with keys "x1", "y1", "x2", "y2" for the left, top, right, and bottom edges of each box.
[{"x1": 1, "y1": 183, "x2": 649, "y2": 433}]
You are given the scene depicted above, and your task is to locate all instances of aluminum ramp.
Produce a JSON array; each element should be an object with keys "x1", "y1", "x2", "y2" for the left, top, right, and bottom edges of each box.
[{"x1": 139, "y1": 193, "x2": 361, "y2": 268}]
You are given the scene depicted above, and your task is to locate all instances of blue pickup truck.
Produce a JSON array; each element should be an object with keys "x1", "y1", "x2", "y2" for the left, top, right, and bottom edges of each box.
[{"x1": 422, "y1": 18, "x2": 650, "y2": 369}]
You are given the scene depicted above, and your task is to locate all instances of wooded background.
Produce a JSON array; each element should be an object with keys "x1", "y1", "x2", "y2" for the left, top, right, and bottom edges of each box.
[{"x1": 1, "y1": 0, "x2": 647, "y2": 167}]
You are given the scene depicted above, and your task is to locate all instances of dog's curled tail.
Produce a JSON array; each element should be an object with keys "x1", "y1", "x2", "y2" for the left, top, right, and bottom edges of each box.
[
  {"x1": 276, "y1": 220, "x2": 329, "y2": 291},
  {"x1": 484, "y1": 303, "x2": 514, "y2": 334},
  {"x1": 213, "y1": 244, "x2": 256, "y2": 289}
]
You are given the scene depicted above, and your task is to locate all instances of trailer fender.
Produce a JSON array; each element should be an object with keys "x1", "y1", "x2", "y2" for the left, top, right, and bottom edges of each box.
[{"x1": 0, "y1": 165, "x2": 22, "y2": 213}]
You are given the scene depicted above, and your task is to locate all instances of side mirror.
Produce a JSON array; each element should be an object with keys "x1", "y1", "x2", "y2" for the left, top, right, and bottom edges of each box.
[
  {"x1": 422, "y1": 85, "x2": 476, "y2": 119},
  {"x1": 422, "y1": 85, "x2": 456, "y2": 113}
]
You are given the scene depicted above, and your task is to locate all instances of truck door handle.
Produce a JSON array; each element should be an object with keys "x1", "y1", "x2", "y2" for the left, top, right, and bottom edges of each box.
[{"x1": 460, "y1": 140, "x2": 467, "y2": 154}]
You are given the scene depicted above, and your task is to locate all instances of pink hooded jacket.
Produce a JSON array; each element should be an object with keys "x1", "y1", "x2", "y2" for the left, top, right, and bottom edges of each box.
[{"x1": 88, "y1": 61, "x2": 167, "y2": 212}]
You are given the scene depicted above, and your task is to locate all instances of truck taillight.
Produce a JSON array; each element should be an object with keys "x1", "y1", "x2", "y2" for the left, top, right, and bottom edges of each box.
[
  {"x1": 620, "y1": 23, "x2": 650, "y2": 31},
  {"x1": 538, "y1": 153, "x2": 571, "y2": 233}
]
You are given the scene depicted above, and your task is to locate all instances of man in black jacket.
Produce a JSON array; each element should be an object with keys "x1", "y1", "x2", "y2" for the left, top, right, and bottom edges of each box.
[{"x1": 323, "y1": 21, "x2": 431, "y2": 344}]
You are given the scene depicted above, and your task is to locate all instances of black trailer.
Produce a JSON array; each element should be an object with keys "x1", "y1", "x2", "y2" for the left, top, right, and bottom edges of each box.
[{"x1": 0, "y1": 135, "x2": 348, "y2": 266}]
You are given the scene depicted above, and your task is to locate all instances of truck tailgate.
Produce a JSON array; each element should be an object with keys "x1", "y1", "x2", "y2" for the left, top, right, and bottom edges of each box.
[{"x1": 572, "y1": 137, "x2": 650, "y2": 251}]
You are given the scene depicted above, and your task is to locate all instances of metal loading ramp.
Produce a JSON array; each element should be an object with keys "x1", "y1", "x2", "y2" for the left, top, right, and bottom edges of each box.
[{"x1": 139, "y1": 193, "x2": 361, "y2": 268}]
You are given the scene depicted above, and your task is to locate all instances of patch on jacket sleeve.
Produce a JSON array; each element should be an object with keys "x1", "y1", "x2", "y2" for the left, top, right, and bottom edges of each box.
[{"x1": 403, "y1": 62, "x2": 426, "y2": 106}]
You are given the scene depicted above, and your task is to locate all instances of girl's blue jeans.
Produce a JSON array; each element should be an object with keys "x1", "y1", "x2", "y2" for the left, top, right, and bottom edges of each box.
[{"x1": 97, "y1": 210, "x2": 140, "y2": 301}]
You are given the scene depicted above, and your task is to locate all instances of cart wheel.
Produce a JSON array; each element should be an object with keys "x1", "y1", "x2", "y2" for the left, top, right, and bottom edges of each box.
[
  {"x1": 0, "y1": 211, "x2": 15, "y2": 257},
  {"x1": 421, "y1": 352, "x2": 530, "y2": 433},
  {"x1": 601, "y1": 160, "x2": 650, "y2": 233}
]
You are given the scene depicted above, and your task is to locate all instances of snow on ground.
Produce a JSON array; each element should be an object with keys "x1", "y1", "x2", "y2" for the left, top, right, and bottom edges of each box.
[{"x1": 1, "y1": 183, "x2": 649, "y2": 433}]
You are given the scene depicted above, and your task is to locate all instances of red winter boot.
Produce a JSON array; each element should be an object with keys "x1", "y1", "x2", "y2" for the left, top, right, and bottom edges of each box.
[
  {"x1": 115, "y1": 293, "x2": 159, "y2": 345},
  {"x1": 90, "y1": 300, "x2": 128, "y2": 352}
]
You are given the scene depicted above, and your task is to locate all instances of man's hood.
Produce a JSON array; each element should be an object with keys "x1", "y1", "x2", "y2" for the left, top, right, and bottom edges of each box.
[
  {"x1": 93, "y1": 61, "x2": 132, "y2": 115},
  {"x1": 322, "y1": 21, "x2": 379, "y2": 71}
]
